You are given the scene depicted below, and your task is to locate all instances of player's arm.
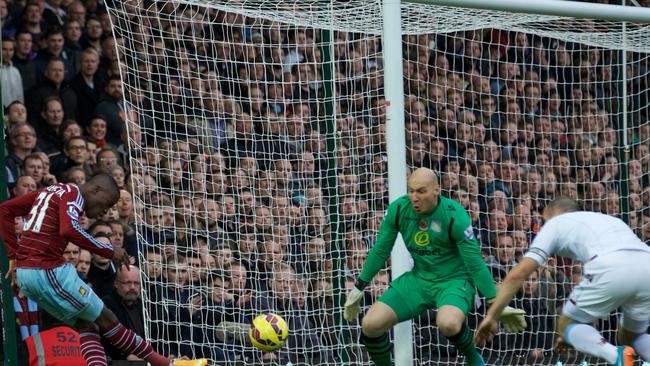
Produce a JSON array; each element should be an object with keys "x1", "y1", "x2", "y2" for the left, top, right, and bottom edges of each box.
[
  {"x1": 344, "y1": 200, "x2": 399, "y2": 321},
  {"x1": 450, "y1": 208, "x2": 497, "y2": 300},
  {"x1": 486, "y1": 258, "x2": 539, "y2": 320},
  {"x1": 58, "y1": 190, "x2": 114, "y2": 258},
  {"x1": 357, "y1": 201, "x2": 400, "y2": 287},
  {"x1": 486, "y1": 219, "x2": 559, "y2": 316},
  {"x1": 0, "y1": 191, "x2": 39, "y2": 259},
  {"x1": 475, "y1": 222, "x2": 559, "y2": 345}
]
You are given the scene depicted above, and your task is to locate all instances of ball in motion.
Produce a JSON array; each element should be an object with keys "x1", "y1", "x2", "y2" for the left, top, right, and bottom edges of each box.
[{"x1": 248, "y1": 313, "x2": 289, "y2": 352}]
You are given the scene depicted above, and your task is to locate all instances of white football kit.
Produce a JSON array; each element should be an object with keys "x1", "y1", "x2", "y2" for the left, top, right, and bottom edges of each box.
[{"x1": 525, "y1": 211, "x2": 650, "y2": 332}]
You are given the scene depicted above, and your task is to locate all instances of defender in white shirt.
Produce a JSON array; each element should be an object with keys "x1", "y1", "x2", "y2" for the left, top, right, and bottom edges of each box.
[{"x1": 475, "y1": 198, "x2": 649, "y2": 366}]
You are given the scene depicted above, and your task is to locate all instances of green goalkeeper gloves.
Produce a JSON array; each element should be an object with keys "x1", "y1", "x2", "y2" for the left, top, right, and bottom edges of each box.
[
  {"x1": 499, "y1": 306, "x2": 527, "y2": 333},
  {"x1": 343, "y1": 287, "x2": 364, "y2": 321}
]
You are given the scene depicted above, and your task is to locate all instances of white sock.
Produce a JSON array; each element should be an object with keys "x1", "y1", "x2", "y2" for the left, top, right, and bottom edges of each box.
[
  {"x1": 564, "y1": 323, "x2": 618, "y2": 364},
  {"x1": 632, "y1": 333, "x2": 650, "y2": 361}
]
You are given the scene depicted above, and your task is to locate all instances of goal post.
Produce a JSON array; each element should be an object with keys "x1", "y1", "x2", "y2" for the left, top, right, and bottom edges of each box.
[
  {"x1": 104, "y1": 0, "x2": 650, "y2": 365},
  {"x1": 408, "y1": 0, "x2": 650, "y2": 23},
  {"x1": 381, "y1": 0, "x2": 413, "y2": 365}
]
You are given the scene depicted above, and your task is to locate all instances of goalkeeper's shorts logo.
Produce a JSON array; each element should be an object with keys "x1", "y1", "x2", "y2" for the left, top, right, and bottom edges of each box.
[{"x1": 414, "y1": 231, "x2": 430, "y2": 246}]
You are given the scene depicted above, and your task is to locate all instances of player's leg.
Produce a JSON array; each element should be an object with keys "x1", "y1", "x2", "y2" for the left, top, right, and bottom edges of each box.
[
  {"x1": 617, "y1": 300, "x2": 650, "y2": 360},
  {"x1": 435, "y1": 280, "x2": 483, "y2": 366},
  {"x1": 92, "y1": 306, "x2": 172, "y2": 366},
  {"x1": 75, "y1": 319, "x2": 108, "y2": 366},
  {"x1": 360, "y1": 301, "x2": 400, "y2": 366},
  {"x1": 360, "y1": 272, "x2": 430, "y2": 366},
  {"x1": 561, "y1": 296, "x2": 633, "y2": 365},
  {"x1": 561, "y1": 254, "x2": 636, "y2": 365}
]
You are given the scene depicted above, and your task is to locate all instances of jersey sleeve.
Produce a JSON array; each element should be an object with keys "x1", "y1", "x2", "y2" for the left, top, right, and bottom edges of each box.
[
  {"x1": 358, "y1": 199, "x2": 401, "y2": 283},
  {"x1": 0, "y1": 192, "x2": 39, "y2": 259},
  {"x1": 524, "y1": 218, "x2": 560, "y2": 265},
  {"x1": 450, "y1": 205, "x2": 497, "y2": 300},
  {"x1": 58, "y1": 187, "x2": 114, "y2": 258}
]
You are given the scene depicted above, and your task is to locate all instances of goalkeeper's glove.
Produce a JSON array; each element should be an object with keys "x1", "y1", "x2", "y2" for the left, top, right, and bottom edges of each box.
[
  {"x1": 499, "y1": 306, "x2": 527, "y2": 333},
  {"x1": 343, "y1": 287, "x2": 364, "y2": 321}
]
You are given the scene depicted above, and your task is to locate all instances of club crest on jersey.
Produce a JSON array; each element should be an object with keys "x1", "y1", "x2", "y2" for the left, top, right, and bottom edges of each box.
[
  {"x1": 419, "y1": 220, "x2": 427, "y2": 230},
  {"x1": 430, "y1": 221, "x2": 442, "y2": 233},
  {"x1": 79, "y1": 287, "x2": 87, "y2": 296},
  {"x1": 414, "y1": 231, "x2": 430, "y2": 246},
  {"x1": 464, "y1": 226, "x2": 475, "y2": 240}
]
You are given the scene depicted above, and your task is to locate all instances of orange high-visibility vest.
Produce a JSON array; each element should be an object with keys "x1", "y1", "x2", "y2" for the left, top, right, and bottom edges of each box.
[{"x1": 25, "y1": 326, "x2": 86, "y2": 366}]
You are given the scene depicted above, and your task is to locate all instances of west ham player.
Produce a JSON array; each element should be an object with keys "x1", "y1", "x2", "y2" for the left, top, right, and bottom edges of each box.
[
  {"x1": 0, "y1": 174, "x2": 206, "y2": 366},
  {"x1": 475, "y1": 198, "x2": 647, "y2": 366}
]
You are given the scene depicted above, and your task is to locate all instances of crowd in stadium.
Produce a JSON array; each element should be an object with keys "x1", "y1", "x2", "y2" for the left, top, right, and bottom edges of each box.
[{"x1": 1, "y1": 0, "x2": 650, "y2": 364}]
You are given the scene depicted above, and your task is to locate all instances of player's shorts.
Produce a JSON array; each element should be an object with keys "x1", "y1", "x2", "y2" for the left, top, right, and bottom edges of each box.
[
  {"x1": 563, "y1": 249, "x2": 650, "y2": 333},
  {"x1": 379, "y1": 271, "x2": 475, "y2": 322},
  {"x1": 16, "y1": 263, "x2": 104, "y2": 325}
]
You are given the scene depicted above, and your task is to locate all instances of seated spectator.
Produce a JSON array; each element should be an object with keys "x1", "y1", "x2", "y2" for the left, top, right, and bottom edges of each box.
[
  {"x1": 6, "y1": 122, "x2": 38, "y2": 180},
  {"x1": 42, "y1": 0, "x2": 66, "y2": 26},
  {"x1": 76, "y1": 249, "x2": 92, "y2": 279},
  {"x1": 86, "y1": 232, "x2": 117, "y2": 299},
  {"x1": 81, "y1": 17, "x2": 103, "y2": 53},
  {"x1": 34, "y1": 96, "x2": 66, "y2": 154},
  {"x1": 95, "y1": 75, "x2": 125, "y2": 145},
  {"x1": 11, "y1": 175, "x2": 37, "y2": 197},
  {"x1": 22, "y1": 153, "x2": 55, "y2": 187},
  {"x1": 63, "y1": 166, "x2": 87, "y2": 185},
  {"x1": 70, "y1": 48, "x2": 105, "y2": 126},
  {"x1": 12, "y1": 30, "x2": 37, "y2": 91},
  {"x1": 266, "y1": 267, "x2": 326, "y2": 364},
  {"x1": 95, "y1": 146, "x2": 121, "y2": 173},
  {"x1": 34, "y1": 26, "x2": 76, "y2": 82},
  {"x1": 53, "y1": 136, "x2": 91, "y2": 177},
  {"x1": 102, "y1": 265, "x2": 146, "y2": 361},
  {"x1": 58, "y1": 118, "x2": 83, "y2": 142},
  {"x1": 5, "y1": 101, "x2": 28, "y2": 129},
  {"x1": 62, "y1": 242, "x2": 80, "y2": 265},
  {"x1": 1, "y1": 38, "x2": 24, "y2": 107},
  {"x1": 86, "y1": 114, "x2": 110, "y2": 148}
]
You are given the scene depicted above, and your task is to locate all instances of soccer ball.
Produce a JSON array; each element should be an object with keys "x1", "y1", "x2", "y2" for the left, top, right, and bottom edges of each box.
[{"x1": 248, "y1": 313, "x2": 289, "y2": 352}]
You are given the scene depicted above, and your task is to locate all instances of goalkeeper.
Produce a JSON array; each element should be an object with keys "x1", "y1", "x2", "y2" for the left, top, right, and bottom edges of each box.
[{"x1": 344, "y1": 168, "x2": 526, "y2": 366}]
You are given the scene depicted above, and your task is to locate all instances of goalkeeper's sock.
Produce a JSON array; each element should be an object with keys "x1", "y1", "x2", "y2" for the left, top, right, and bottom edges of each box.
[
  {"x1": 102, "y1": 320, "x2": 170, "y2": 366},
  {"x1": 447, "y1": 323, "x2": 483, "y2": 366},
  {"x1": 632, "y1": 333, "x2": 650, "y2": 361},
  {"x1": 564, "y1": 323, "x2": 617, "y2": 364},
  {"x1": 79, "y1": 330, "x2": 108, "y2": 366},
  {"x1": 360, "y1": 332, "x2": 393, "y2": 366}
]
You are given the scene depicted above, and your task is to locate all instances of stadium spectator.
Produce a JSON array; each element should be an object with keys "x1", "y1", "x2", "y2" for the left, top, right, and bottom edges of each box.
[
  {"x1": 12, "y1": 30, "x2": 37, "y2": 91},
  {"x1": 11, "y1": 175, "x2": 37, "y2": 197},
  {"x1": 70, "y1": 48, "x2": 104, "y2": 126},
  {"x1": 77, "y1": 249, "x2": 92, "y2": 278},
  {"x1": 63, "y1": 242, "x2": 81, "y2": 265},
  {"x1": 1, "y1": 38, "x2": 24, "y2": 107},
  {"x1": 6, "y1": 122, "x2": 38, "y2": 179},
  {"x1": 26, "y1": 58, "x2": 77, "y2": 125},
  {"x1": 43, "y1": 0, "x2": 66, "y2": 26},
  {"x1": 34, "y1": 26, "x2": 76, "y2": 82},
  {"x1": 102, "y1": 265, "x2": 145, "y2": 361},
  {"x1": 95, "y1": 75, "x2": 125, "y2": 145}
]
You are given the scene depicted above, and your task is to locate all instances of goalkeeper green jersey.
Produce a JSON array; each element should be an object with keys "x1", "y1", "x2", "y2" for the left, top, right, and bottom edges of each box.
[{"x1": 359, "y1": 194, "x2": 497, "y2": 300}]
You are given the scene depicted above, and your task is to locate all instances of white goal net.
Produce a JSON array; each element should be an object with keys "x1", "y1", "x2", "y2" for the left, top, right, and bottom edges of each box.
[{"x1": 106, "y1": 0, "x2": 650, "y2": 364}]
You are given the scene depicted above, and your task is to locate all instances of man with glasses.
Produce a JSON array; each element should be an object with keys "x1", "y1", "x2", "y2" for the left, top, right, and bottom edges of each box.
[
  {"x1": 6, "y1": 122, "x2": 38, "y2": 180},
  {"x1": 103, "y1": 265, "x2": 146, "y2": 360}
]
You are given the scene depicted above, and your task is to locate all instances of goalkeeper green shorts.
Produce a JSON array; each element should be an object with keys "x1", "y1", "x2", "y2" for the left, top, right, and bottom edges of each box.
[{"x1": 378, "y1": 271, "x2": 475, "y2": 322}]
